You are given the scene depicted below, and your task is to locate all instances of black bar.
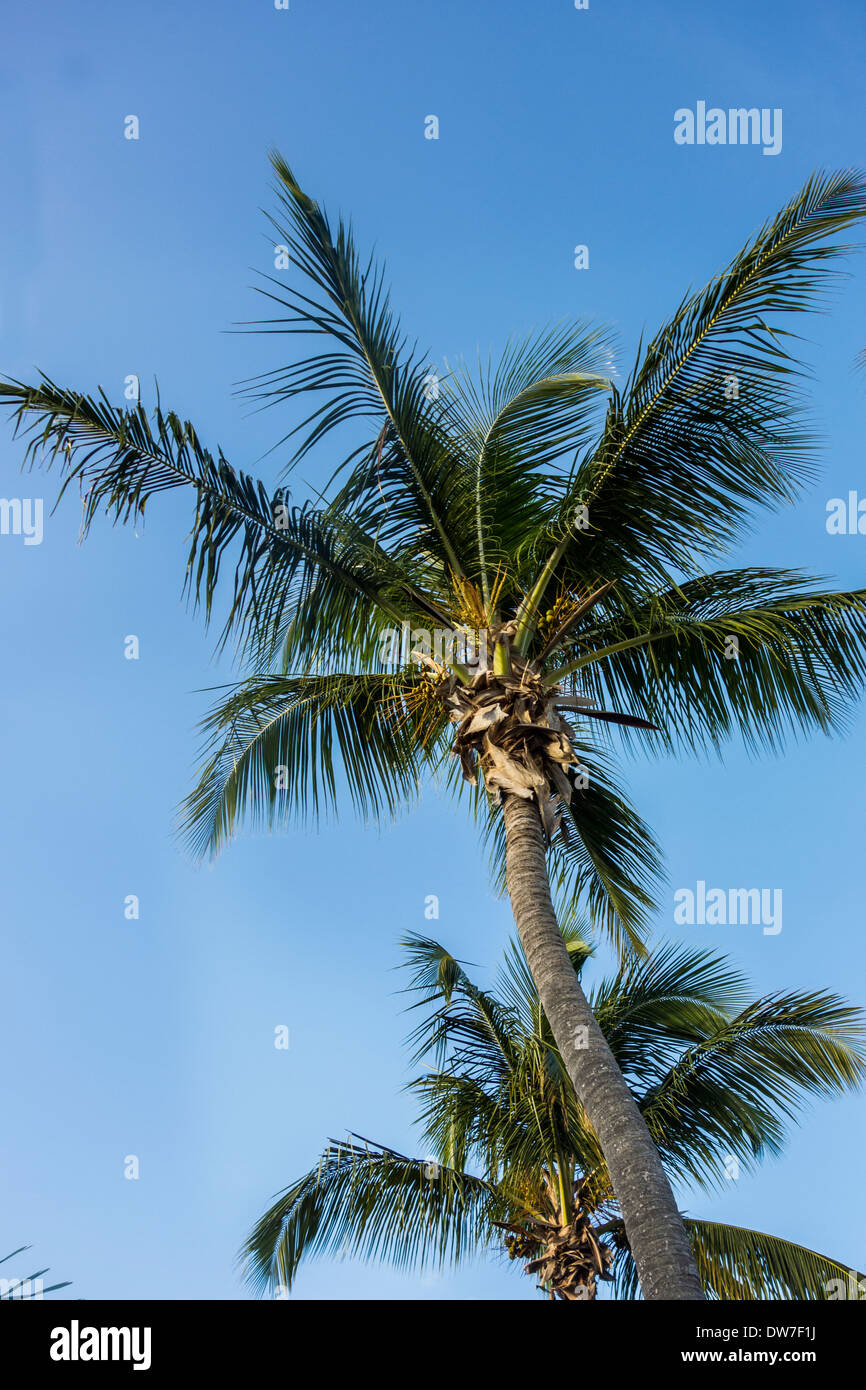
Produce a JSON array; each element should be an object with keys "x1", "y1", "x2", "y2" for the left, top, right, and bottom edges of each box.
[{"x1": 1, "y1": 1298, "x2": 861, "y2": 1376}]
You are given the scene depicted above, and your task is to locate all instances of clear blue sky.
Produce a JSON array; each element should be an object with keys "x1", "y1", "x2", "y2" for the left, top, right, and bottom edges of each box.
[{"x1": 1, "y1": 0, "x2": 865, "y2": 1300}]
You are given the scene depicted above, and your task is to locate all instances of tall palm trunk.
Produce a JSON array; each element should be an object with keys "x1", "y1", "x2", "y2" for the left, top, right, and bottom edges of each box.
[{"x1": 502, "y1": 792, "x2": 705, "y2": 1301}]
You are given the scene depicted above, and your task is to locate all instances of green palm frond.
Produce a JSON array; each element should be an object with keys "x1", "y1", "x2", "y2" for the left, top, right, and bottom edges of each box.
[
  {"x1": 181, "y1": 671, "x2": 448, "y2": 858},
  {"x1": 688, "y1": 1221, "x2": 866, "y2": 1301},
  {"x1": 0, "y1": 377, "x2": 410, "y2": 658},
  {"x1": 411, "y1": 1071, "x2": 520, "y2": 1184},
  {"x1": 402, "y1": 931, "x2": 602, "y2": 1190},
  {"x1": 435, "y1": 323, "x2": 614, "y2": 604},
  {"x1": 640, "y1": 988, "x2": 866, "y2": 1189},
  {"x1": 551, "y1": 745, "x2": 664, "y2": 954},
  {"x1": 240, "y1": 152, "x2": 474, "y2": 582},
  {"x1": 536, "y1": 168, "x2": 866, "y2": 603},
  {"x1": 608, "y1": 1219, "x2": 865, "y2": 1301},
  {"x1": 549, "y1": 569, "x2": 866, "y2": 756},
  {"x1": 241, "y1": 1139, "x2": 502, "y2": 1294},
  {"x1": 401, "y1": 934, "x2": 521, "y2": 1077},
  {"x1": 591, "y1": 944, "x2": 751, "y2": 1079}
]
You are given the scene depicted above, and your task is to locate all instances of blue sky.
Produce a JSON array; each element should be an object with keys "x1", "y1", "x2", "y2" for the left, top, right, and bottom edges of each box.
[{"x1": 1, "y1": 0, "x2": 864, "y2": 1300}]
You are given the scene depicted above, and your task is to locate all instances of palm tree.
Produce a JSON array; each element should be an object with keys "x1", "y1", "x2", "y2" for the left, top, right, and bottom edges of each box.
[
  {"x1": 244, "y1": 932, "x2": 866, "y2": 1301},
  {"x1": 3, "y1": 161, "x2": 866, "y2": 1298}
]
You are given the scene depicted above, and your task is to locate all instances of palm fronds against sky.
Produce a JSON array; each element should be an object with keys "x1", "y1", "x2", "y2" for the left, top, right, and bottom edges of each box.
[
  {"x1": 3, "y1": 164, "x2": 865, "y2": 956},
  {"x1": 243, "y1": 933, "x2": 865, "y2": 1301},
  {"x1": 4, "y1": 161, "x2": 866, "y2": 1302}
]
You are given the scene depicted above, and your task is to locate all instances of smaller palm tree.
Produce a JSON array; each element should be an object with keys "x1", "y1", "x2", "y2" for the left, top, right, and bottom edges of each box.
[{"x1": 244, "y1": 934, "x2": 865, "y2": 1300}]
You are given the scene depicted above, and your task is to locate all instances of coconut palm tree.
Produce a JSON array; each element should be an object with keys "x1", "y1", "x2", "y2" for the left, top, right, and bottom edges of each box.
[
  {"x1": 3, "y1": 162, "x2": 866, "y2": 1298},
  {"x1": 244, "y1": 931, "x2": 865, "y2": 1301}
]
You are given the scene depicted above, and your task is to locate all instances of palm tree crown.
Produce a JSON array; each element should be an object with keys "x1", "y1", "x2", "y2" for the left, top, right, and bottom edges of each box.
[
  {"x1": 3, "y1": 163, "x2": 865, "y2": 948},
  {"x1": 4, "y1": 158, "x2": 866, "y2": 1300},
  {"x1": 245, "y1": 932, "x2": 865, "y2": 1301}
]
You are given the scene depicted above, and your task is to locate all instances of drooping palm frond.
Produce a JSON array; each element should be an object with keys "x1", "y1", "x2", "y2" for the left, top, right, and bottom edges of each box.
[
  {"x1": 609, "y1": 1220, "x2": 866, "y2": 1301},
  {"x1": 550, "y1": 746, "x2": 663, "y2": 954},
  {"x1": 230, "y1": 500, "x2": 432, "y2": 671},
  {"x1": 547, "y1": 569, "x2": 866, "y2": 756},
  {"x1": 241, "y1": 1139, "x2": 502, "y2": 1294},
  {"x1": 411, "y1": 1070, "x2": 524, "y2": 1188},
  {"x1": 0, "y1": 377, "x2": 415, "y2": 658},
  {"x1": 181, "y1": 670, "x2": 449, "y2": 857},
  {"x1": 689, "y1": 1222, "x2": 866, "y2": 1301},
  {"x1": 639, "y1": 987, "x2": 866, "y2": 1190}
]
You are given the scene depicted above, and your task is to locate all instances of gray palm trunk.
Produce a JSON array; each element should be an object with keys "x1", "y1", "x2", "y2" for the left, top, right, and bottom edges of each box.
[{"x1": 502, "y1": 792, "x2": 705, "y2": 1301}]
